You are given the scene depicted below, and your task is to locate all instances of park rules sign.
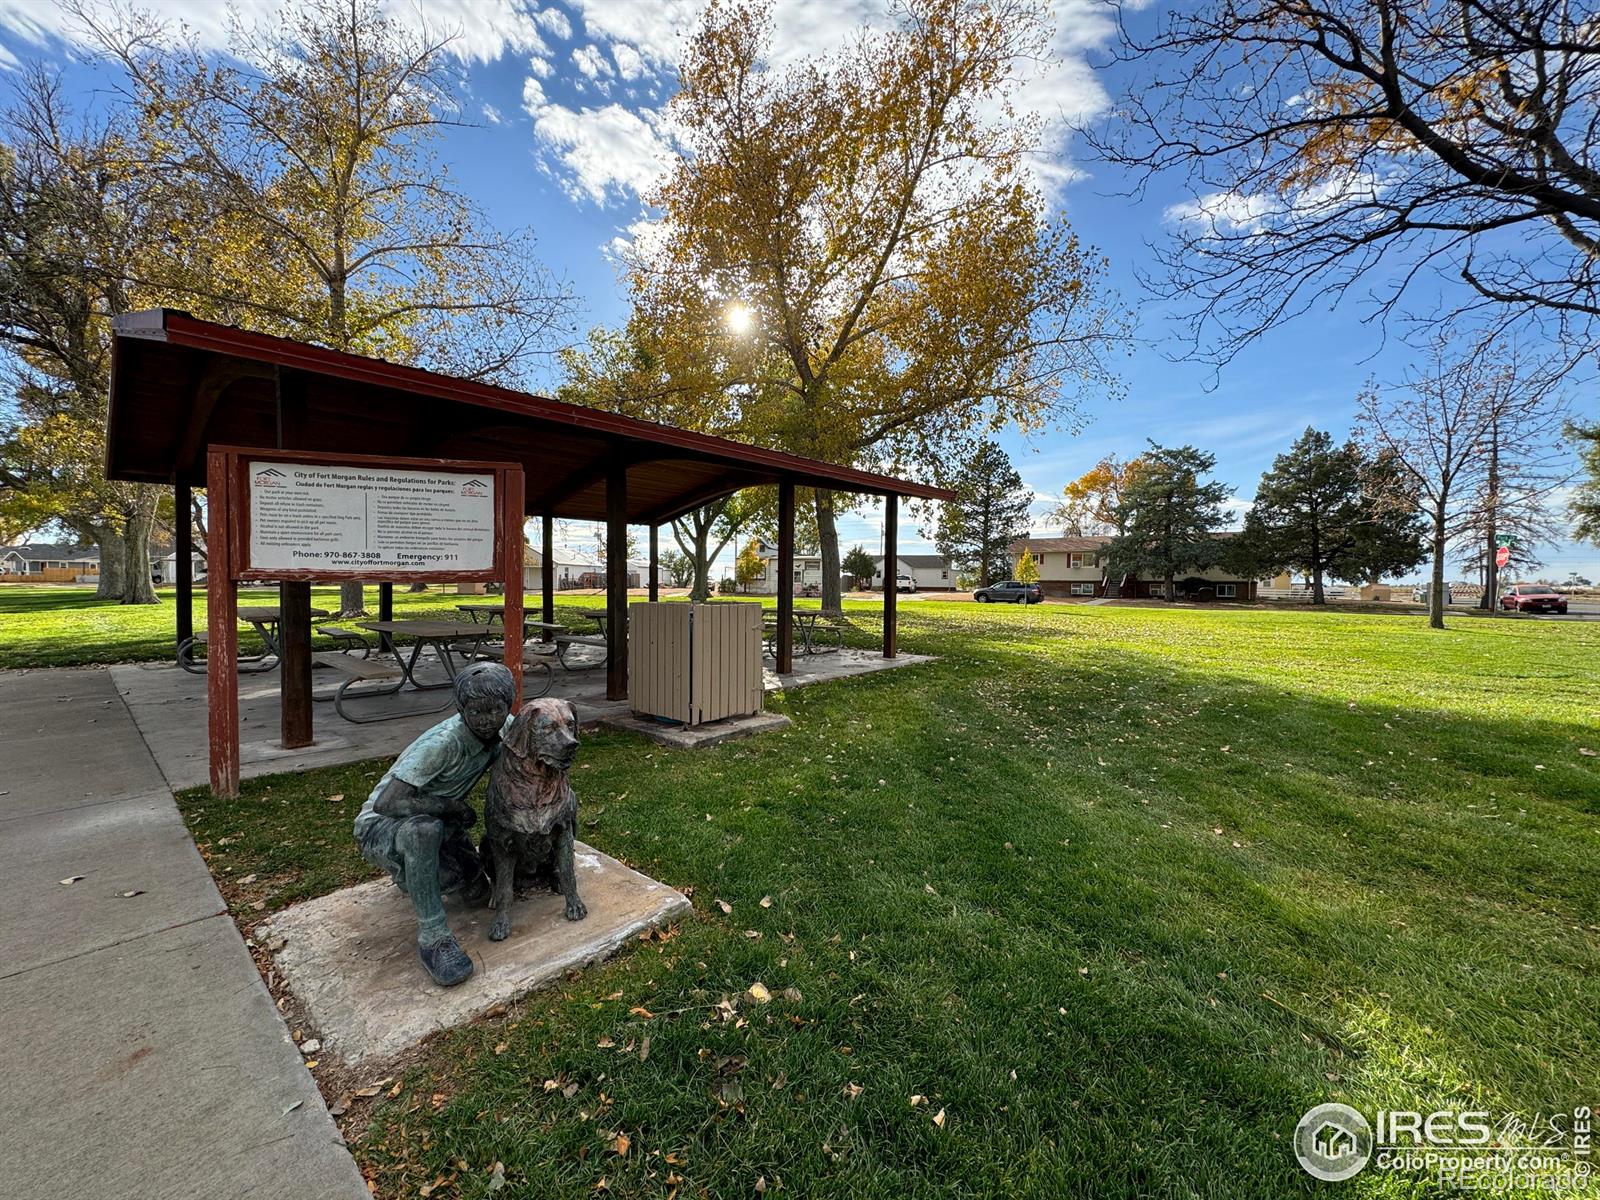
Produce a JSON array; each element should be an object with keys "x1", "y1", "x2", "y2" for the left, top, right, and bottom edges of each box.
[{"x1": 247, "y1": 461, "x2": 496, "y2": 574}]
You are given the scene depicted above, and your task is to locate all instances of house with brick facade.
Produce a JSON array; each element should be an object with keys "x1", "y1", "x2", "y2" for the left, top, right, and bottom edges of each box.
[{"x1": 1010, "y1": 535, "x2": 1259, "y2": 601}]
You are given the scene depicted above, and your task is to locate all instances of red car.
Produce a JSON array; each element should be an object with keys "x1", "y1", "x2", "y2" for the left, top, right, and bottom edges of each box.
[{"x1": 1500, "y1": 585, "x2": 1568, "y2": 614}]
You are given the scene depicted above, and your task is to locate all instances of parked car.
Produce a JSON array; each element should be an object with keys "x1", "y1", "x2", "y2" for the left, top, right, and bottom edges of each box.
[
  {"x1": 1500, "y1": 584, "x2": 1568, "y2": 614},
  {"x1": 973, "y1": 579, "x2": 1043, "y2": 604},
  {"x1": 895, "y1": 573, "x2": 917, "y2": 593}
]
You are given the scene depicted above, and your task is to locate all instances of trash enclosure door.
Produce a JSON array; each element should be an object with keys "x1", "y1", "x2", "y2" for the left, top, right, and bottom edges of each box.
[{"x1": 629, "y1": 602, "x2": 762, "y2": 726}]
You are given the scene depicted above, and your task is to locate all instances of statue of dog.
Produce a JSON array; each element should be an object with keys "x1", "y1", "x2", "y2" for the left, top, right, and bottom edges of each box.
[{"x1": 481, "y1": 697, "x2": 587, "y2": 941}]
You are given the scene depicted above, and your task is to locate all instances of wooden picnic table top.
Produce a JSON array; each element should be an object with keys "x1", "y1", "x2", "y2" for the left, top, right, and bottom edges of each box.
[
  {"x1": 237, "y1": 605, "x2": 331, "y2": 622},
  {"x1": 356, "y1": 619, "x2": 486, "y2": 638},
  {"x1": 456, "y1": 603, "x2": 505, "y2": 614}
]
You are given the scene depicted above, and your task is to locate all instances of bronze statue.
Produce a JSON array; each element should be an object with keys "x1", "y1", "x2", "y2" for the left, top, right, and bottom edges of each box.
[
  {"x1": 353, "y1": 662, "x2": 514, "y2": 987},
  {"x1": 482, "y1": 697, "x2": 587, "y2": 942}
]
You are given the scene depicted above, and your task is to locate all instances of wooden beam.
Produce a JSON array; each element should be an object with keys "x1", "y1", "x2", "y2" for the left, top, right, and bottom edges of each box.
[
  {"x1": 206, "y1": 450, "x2": 239, "y2": 797},
  {"x1": 378, "y1": 582, "x2": 394, "y2": 653},
  {"x1": 276, "y1": 365, "x2": 313, "y2": 748},
  {"x1": 174, "y1": 480, "x2": 193, "y2": 653},
  {"x1": 279, "y1": 580, "x2": 313, "y2": 748},
  {"x1": 777, "y1": 480, "x2": 795, "y2": 673},
  {"x1": 883, "y1": 493, "x2": 898, "y2": 659},
  {"x1": 648, "y1": 525, "x2": 659, "y2": 602},
  {"x1": 541, "y1": 514, "x2": 555, "y2": 641},
  {"x1": 526, "y1": 445, "x2": 627, "y2": 514},
  {"x1": 606, "y1": 460, "x2": 628, "y2": 701},
  {"x1": 176, "y1": 360, "x2": 273, "y2": 477}
]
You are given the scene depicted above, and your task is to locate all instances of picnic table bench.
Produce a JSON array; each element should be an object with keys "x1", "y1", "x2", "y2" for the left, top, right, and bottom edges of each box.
[{"x1": 309, "y1": 650, "x2": 442, "y2": 724}]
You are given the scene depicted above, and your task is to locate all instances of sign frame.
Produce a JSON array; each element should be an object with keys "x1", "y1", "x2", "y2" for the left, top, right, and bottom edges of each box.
[
  {"x1": 204, "y1": 445, "x2": 525, "y2": 797},
  {"x1": 220, "y1": 446, "x2": 520, "y2": 584}
]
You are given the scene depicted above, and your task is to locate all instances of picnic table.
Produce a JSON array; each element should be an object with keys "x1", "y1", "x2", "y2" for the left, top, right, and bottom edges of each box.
[
  {"x1": 177, "y1": 604, "x2": 332, "y2": 674},
  {"x1": 763, "y1": 610, "x2": 834, "y2": 657},
  {"x1": 357, "y1": 619, "x2": 491, "y2": 690}
]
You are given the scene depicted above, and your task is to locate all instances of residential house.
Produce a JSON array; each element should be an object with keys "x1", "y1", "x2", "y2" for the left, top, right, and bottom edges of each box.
[
  {"x1": 870, "y1": 554, "x2": 956, "y2": 591},
  {"x1": 1010, "y1": 534, "x2": 1259, "y2": 601},
  {"x1": 0, "y1": 543, "x2": 100, "y2": 581},
  {"x1": 748, "y1": 544, "x2": 832, "y2": 594},
  {"x1": 524, "y1": 547, "x2": 642, "y2": 590}
]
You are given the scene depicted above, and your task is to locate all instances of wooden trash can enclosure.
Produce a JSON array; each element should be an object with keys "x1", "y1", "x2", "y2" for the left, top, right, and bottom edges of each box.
[{"x1": 629, "y1": 602, "x2": 763, "y2": 726}]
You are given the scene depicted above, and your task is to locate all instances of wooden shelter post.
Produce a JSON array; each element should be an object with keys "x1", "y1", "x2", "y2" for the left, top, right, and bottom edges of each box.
[
  {"x1": 883, "y1": 492, "x2": 898, "y2": 659},
  {"x1": 606, "y1": 460, "x2": 628, "y2": 701},
  {"x1": 541, "y1": 514, "x2": 555, "y2": 642},
  {"x1": 377, "y1": 583, "x2": 393, "y2": 653},
  {"x1": 502, "y1": 472, "x2": 526, "y2": 703},
  {"x1": 205, "y1": 449, "x2": 240, "y2": 797},
  {"x1": 174, "y1": 480, "x2": 193, "y2": 653},
  {"x1": 648, "y1": 525, "x2": 659, "y2": 602},
  {"x1": 777, "y1": 480, "x2": 795, "y2": 673},
  {"x1": 275, "y1": 365, "x2": 314, "y2": 748}
]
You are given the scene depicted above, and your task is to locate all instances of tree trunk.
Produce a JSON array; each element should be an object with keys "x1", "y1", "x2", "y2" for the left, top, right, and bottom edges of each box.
[
  {"x1": 120, "y1": 486, "x2": 159, "y2": 605},
  {"x1": 1165, "y1": 569, "x2": 1176, "y2": 602},
  {"x1": 816, "y1": 489, "x2": 843, "y2": 618},
  {"x1": 1429, "y1": 509, "x2": 1447, "y2": 630},
  {"x1": 1309, "y1": 519, "x2": 1324, "y2": 604},
  {"x1": 686, "y1": 521, "x2": 713, "y2": 602},
  {"x1": 1481, "y1": 432, "x2": 1499, "y2": 615},
  {"x1": 338, "y1": 581, "x2": 367, "y2": 617},
  {"x1": 87, "y1": 521, "x2": 124, "y2": 599}
]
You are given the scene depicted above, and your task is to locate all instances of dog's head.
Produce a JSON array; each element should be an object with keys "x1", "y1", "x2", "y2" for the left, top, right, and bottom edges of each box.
[{"x1": 502, "y1": 697, "x2": 580, "y2": 772}]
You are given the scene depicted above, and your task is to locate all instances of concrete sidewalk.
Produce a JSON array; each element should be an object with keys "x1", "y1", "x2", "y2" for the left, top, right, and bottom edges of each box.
[{"x1": 0, "y1": 669, "x2": 368, "y2": 1200}]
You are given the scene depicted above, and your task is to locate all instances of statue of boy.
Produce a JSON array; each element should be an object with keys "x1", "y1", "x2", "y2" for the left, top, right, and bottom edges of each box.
[{"x1": 353, "y1": 662, "x2": 517, "y2": 987}]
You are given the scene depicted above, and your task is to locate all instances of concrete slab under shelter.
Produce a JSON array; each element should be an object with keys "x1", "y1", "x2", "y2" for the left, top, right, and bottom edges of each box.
[
  {"x1": 258, "y1": 842, "x2": 691, "y2": 1066},
  {"x1": 112, "y1": 647, "x2": 935, "y2": 791}
]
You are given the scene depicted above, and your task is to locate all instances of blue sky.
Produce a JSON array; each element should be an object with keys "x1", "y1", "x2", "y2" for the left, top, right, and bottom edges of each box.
[{"x1": 4, "y1": 0, "x2": 1594, "y2": 581}]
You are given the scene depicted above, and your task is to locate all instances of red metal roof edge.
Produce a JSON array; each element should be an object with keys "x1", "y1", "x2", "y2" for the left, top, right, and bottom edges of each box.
[{"x1": 112, "y1": 309, "x2": 954, "y2": 502}]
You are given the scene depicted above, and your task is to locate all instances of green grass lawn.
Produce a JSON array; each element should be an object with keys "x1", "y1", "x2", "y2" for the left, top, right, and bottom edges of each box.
[
  {"x1": 172, "y1": 602, "x2": 1600, "y2": 1198},
  {"x1": 0, "y1": 584, "x2": 644, "y2": 668}
]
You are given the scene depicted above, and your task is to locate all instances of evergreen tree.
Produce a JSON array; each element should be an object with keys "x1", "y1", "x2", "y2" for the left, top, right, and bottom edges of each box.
[
  {"x1": 1237, "y1": 428, "x2": 1424, "y2": 603},
  {"x1": 1570, "y1": 422, "x2": 1600, "y2": 545},
  {"x1": 842, "y1": 545, "x2": 876, "y2": 590},
  {"x1": 931, "y1": 442, "x2": 1033, "y2": 588},
  {"x1": 1108, "y1": 444, "x2": 1230, "y2": 602}
]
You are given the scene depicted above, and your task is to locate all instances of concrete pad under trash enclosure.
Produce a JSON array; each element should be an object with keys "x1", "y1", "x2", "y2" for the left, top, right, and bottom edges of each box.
[{"x1": 260, "y1": 842, "x2": 691, "y2": 1065}]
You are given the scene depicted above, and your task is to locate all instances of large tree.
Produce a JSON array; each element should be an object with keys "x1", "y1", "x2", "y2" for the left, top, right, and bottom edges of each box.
[
  {"x1": 1570, "y1": 422, "x2": 1600, "y2": 545},
  {"x1": 1091, "y1": 0, "x2": 1600, "y2": 369},
  {"x1": 931, "y1": 441, "x2": 1033, "y2": 588},
  {"x1": 1356, "y1": 339, "x2": 1512, "y2": 629},
  {"x1": 630, "y1": 0, "x2": 1125, "y2": 616},
  {"x1": 1107, "y1": 444, "x2": 1230, "y2": 602},
  {"x1": 0, "y1": 68, "x2": 163, "y2": 602},
  {"x1": 79, "y1": 0, "x2": 572, "y2": 615},
  {"x1": 1236, "y1": 428, "x2": 1425, "y2": 603},
  {"x1": 1051, "y1": 454, "x2": 1142, "y2": 537}
]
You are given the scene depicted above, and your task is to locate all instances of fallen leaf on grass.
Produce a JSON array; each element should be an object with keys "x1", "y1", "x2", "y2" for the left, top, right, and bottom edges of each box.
[
  {"x1": 638, "y1": 1036, "x2": 650, "y2": 1063},
  {"x1": 352, "y1": 1085, "x2": 383, "y2": 1099},
  {"x1": 629, "y1": 1005, "x2": 654, "y2": 1019},
  {"x1": 598, "y1": 1037, "x2": 615, "y2": 1049},
  {"x1": 326, "y1": 794, "x2": 344, "y2": 803},
  {"x1": 237, "y1": 874, "x2": 257, "y2": 885},
  {"x1": 759, "y1": 895, "x2": 772, "y2": 908},
  {"x1": 1580, "y1": 747, "x2": 1597, "y2": 757},
  {"x1": 716, "y1": 899, "x2": 732, "y2": 915},
  {"x1": 843, "y1": 1081, "x2": 863, "y2": 1099},
  {"x1": 487, "y1": 1161, "x2": 506, "y2": 1192},
  {"x1": 610, "y1": 1133, "x2": 630, "y2": 1156},
  {"x1": 494, "y1": 1042, "x2": 508, "y2": 1056},
  {"x1": 755, "y1": 1176, "x2": 767, "y2": 1193},
  {"x1": 932, "y1": 1107, "x2": 947, "y2": 1128},
  {"x1": 910, "y1": 1094, "x2": 927, "y2": 1107}
]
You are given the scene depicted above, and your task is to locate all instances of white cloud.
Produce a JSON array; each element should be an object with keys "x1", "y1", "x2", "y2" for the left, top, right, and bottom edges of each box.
[
  {"x1": 523, "y1": 77, "x2": 673, "y2": 205},
  {"x1": 481, "y1": 102, "x2": 503, "y2": 124},
  {"x1": 571, "y1": 42, "x2": 612, "y2": 79},
  {"x1": 611, "y1": 41, "x2": 645, "y2": 81},
  {"x1": 535, "y1": 6, "x2": 572, "y2": 40},
  {"x1": 0, "y1": 0, "x2": 548, "y2": 65}
]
